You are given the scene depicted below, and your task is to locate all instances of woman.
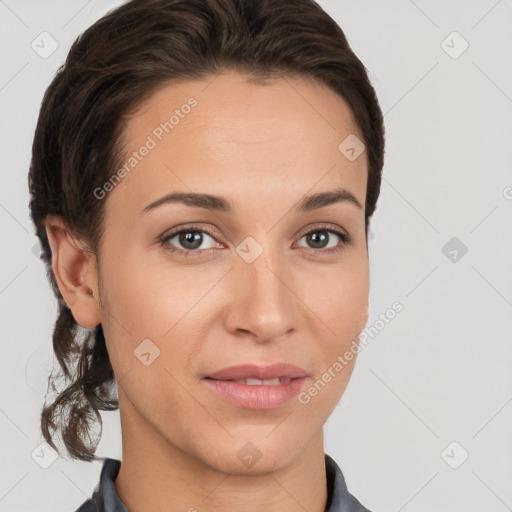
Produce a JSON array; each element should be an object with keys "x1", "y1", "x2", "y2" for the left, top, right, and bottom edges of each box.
[{"x1": 28, "y1": 0, "x2": 385, "y2": 510}]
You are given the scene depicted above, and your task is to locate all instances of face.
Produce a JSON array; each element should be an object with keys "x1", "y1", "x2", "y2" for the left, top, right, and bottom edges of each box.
[{"x1": 73, "y1": 70, "x2": 369, "y2": 474}]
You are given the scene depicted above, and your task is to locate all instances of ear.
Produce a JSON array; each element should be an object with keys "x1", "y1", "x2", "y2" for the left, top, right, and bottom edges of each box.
[{"x1": 44, "y1": 215, "x2": 101, "y2": 329}]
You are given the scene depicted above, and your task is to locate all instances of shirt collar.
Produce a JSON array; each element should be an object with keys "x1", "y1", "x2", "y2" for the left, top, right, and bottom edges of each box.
[
  {"x1": 324, "y1": 453, "x2": 371, "y2": 511},
  {"x1": 79, "y1": 454, "x2": 370, "y2": 512}
]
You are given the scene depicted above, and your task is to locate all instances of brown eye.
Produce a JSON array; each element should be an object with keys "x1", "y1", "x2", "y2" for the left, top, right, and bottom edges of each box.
[
  {"x1": 160, "y1": 226, "x2": 219, "y2": 257},
  {"x1": 296, "y1": 226, "x2": 350, "y2": 253},
  {"x1": 304, "y1": 230, "x2": 331, "y2": 249},
  {"x1": 174, "y1": 230, "x2": 206, "y2": 250}
]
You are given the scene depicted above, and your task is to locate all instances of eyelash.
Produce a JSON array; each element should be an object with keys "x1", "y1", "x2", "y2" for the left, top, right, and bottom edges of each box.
[{"x1": 159, "y1": 223, "x2": 351, "y2": 258}]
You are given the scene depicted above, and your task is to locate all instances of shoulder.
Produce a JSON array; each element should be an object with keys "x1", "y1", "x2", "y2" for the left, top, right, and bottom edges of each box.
[
  {"x1": 325, "y1": 453, "x2": 373, "y2": 512},
  {"x1": 344, "y1": 493, "x2": 373, "y2": 512},
  {"x1": 73, "y1": 498, "x2": 99, "y2": 512},
  {"x1": 72, "y1": 458, "x2": 122, "y2": 512}
]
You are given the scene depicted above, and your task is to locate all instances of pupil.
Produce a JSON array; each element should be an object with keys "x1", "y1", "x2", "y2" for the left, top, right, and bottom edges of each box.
[
  {"x1": 308, "y1": 231, "x2": 328, "y2": 249},
  {"x1": 180, "y1": 231, "x2": 202, "y2": 250}
]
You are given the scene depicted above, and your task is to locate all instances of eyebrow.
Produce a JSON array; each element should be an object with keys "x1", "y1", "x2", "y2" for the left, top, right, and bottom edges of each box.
[{"x1": 139, "y1": 187, "x2": 362, "y2": 215}]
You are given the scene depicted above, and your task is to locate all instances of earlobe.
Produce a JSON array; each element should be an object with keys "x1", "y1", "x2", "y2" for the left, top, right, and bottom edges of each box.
[{"x1": 44, "y1": 216, "x2": 101, "y2": 329}]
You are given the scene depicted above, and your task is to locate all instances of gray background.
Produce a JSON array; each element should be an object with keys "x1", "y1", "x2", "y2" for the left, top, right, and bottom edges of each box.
[{"x1": 1, "y1": 1, "x2": 511, "y2": 511}]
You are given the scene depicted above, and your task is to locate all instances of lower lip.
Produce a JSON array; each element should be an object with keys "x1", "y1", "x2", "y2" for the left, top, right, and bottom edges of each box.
[{"x1": 203, "y1": 377, "x2": 307, "y2": 409}]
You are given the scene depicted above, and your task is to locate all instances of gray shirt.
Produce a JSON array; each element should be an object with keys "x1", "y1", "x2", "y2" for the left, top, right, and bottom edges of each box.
[{"x1": 75, "y1": 454, "x2": 372, "y2": 511}]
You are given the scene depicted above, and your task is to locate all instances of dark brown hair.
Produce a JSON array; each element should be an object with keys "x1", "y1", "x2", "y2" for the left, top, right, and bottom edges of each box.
[{"x1": 28, "y1": 0, "x2": 385, "y2": 461}]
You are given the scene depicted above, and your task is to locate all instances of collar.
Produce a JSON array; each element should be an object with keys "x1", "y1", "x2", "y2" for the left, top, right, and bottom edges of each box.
[{"x1": 76, "y1": 454, "x2": 371, "y2": 512}]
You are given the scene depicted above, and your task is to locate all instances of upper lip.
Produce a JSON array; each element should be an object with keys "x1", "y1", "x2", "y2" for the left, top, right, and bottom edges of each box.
[{"x1": 205, "y1": 363, "x2": 308, "y2": 381}]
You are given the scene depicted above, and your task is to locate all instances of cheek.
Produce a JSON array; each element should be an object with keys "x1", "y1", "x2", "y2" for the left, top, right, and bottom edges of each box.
[
  {"x1": 99, "y1": 246, "x2": 185, "y2": 335},
  {"x1": 297, "y1": 263, "x2": 368, "y2": 411},
  {"x1": 299, "y1": 251, "x2": 369, "y2": 400},
  {"x1": 304, "y1": 251, "x2": 369, "y2": 338},
  {"x1": 98, "y1": 248, "x2": 221, "y2": 380},
  {"x1": 95, "y1": 248, "x2": 175, "y2": 386},
  {"x1": 332, "y1": 269, "x2": 369, "y2": 333}
]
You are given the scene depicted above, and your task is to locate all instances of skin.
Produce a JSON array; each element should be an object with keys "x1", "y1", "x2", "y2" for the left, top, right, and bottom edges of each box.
[{"x1": 45, "y1": 70, "x2": 369, "y2": 512}]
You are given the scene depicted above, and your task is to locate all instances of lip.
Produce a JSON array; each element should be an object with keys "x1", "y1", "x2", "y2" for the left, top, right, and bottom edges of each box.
[
  {"x1": 205, "y1": 363, "x2": 308, "y2": 381},
  {"x1": 203, "y1": 376, "x2": 308, "y2": 409},
  {"x1": 203, "y1": 363, "x2": 308, "y2": 410}
]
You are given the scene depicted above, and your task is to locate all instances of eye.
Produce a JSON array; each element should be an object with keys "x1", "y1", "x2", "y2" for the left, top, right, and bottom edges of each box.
[
  {"x1": 296, "y1": 224, "x2": 350, "y2": 254},
  {"x1": 159, "y1": 225, "x2": 220, "y2": 257},
  {"x1": 159, "y1": 223, "x2": 351, "y2": 258}
]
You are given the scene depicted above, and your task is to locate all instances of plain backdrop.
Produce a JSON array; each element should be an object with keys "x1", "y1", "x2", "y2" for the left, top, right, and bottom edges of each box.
[{"x1": 1, "y1": 1, "x2": 511, "y2": 511}]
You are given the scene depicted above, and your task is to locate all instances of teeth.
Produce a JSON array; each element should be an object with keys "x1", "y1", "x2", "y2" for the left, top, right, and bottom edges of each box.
[{"x1": 234, "y1": 377, "x2": 290, "y2": 385}]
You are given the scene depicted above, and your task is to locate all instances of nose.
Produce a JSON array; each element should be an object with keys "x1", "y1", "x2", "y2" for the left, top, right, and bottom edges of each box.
[{"x1": 224, "y1": 244, "x2": 299, "y2": 344}]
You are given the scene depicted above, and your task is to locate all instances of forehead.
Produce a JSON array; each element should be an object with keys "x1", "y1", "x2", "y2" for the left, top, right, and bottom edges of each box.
[
  {"x1": 125, "y1": 70, "x2": 363, "y2": 144},
  {"x1": 107, "y1": 70, "x2": 367, "y2": 219}
]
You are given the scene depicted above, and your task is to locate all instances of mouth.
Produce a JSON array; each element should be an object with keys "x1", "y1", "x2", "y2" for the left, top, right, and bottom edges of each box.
[
  {"x1": 204, "y1": 362, "x2": 308, "y2": 382},
  {"x1": 203, "y1": 374, "x2": 308, "y2": 410},
  {"x1": 205, "y1": 376, "x2": 293, "y2": 385}
]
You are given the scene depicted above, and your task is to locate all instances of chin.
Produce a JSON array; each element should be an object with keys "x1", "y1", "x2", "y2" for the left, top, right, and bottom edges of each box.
[{"x1": 200, "y1": 435, "x2": 303, "y2": 476}]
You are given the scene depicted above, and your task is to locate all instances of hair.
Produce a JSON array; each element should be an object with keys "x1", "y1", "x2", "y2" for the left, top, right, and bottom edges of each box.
[{"x1": 28, "y1": 0, "x2": 385, "y2": 462}]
